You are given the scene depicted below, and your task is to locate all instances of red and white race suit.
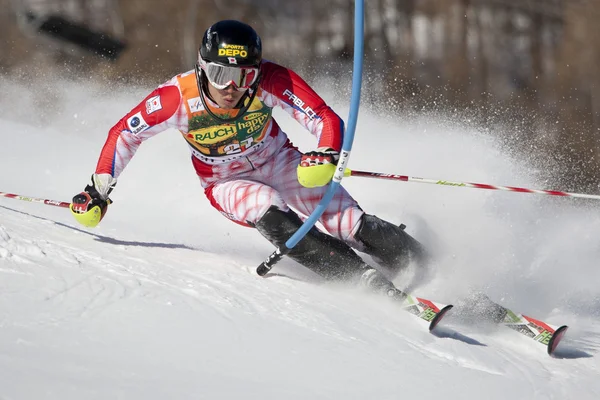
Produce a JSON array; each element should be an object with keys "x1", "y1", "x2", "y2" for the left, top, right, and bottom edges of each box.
[{"x1": 95, "y1": 60, "x2": 364, "y2": 244}]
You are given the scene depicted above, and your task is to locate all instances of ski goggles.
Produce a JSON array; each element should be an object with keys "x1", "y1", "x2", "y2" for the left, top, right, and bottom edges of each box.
[{"x1": 200, "y1": 61, "x2": 260, "y2": 91}]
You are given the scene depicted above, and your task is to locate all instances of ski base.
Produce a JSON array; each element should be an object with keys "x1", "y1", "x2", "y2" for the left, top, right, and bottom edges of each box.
[
  {"x1": 547, "y1": 325, "x2": 569, "y2": 356},
  {"x1": 430, "y1": 305, "x2": 454, "y2": 331}
]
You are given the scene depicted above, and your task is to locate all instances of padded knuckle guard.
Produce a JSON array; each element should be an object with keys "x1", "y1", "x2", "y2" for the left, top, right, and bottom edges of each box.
[{"x1": 297, "y1": 148, "x2": 339, "y2": 188}]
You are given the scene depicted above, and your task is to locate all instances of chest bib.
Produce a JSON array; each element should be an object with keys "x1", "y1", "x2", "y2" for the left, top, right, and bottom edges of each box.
[{"x1": 177, "y1": 72, "x2": 273, "y2": 159}]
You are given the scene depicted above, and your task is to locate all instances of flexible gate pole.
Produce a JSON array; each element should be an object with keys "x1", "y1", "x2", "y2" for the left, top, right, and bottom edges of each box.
[{"x1": 256, "y1": 0, "x2": 365, "y2": 276}]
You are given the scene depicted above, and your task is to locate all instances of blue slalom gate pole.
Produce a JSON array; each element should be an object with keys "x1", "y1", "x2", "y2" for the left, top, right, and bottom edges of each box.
[{"x1": 256, "y1": 0, "x2": 365, "y2": 276}]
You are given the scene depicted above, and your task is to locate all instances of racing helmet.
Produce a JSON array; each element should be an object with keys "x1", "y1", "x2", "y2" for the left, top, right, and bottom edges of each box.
[{"x1": 197, "y1": 20, "x2": 262, "y2": 91}]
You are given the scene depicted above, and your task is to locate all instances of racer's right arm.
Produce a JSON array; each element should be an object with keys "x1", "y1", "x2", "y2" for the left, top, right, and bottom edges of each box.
[
  {"x1": 71, "y1": 80, "x2": 184, "y2": 227},
  {"x1": 95, "y1": 82, "x2": 183, "y2": 180}
]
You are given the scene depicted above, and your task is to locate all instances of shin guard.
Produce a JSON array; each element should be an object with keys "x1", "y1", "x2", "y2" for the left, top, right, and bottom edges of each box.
[
  {"x1": 355, "y1": 214, "x2": 428, "y2": 275},
  {"x1": 255, "y1": 206, "x2": 369, "y2": 281}
]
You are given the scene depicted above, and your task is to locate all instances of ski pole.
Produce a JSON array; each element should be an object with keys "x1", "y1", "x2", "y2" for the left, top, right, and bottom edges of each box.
[
  {"x1": 345, "y1": 169, "x2": 600, "y2": 200},
  {"x1": 0, "y1": 191, "x2": 71, "y2": 208}
]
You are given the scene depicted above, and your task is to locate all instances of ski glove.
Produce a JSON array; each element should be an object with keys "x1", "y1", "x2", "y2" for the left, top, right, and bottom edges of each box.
[
  {"x1": 70, "y1": 173, "x2": 116, "y2": 228},
  {"x1": 297, "y1": 147, "x2": 340, "y2": 188}
]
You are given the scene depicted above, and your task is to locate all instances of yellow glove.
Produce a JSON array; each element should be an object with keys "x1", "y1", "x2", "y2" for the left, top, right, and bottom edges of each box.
[
  {"x1": 70, "y1": 174, "x2": 116, "y2": 228},
  {"x1": 297, "y1": 148, "x2": 340, "y2": 188}
]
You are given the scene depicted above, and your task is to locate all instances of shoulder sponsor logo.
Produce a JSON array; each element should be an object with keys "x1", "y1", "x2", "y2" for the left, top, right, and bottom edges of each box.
[
  {"x1": 282, "y1": 89, "x2": 317, "y2": 120},
  {"x1": 127, "y1": 112, "x2": 149, "y2": 135},
  {"x1": 187, "y1": 97, "x2": 203, "y2": 113},
  {"x1": 146, "y1": 95, "x2": 162, "y2": 114}
]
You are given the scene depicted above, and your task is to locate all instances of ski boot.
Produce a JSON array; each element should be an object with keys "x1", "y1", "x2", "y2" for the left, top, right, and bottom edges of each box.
[{"x1": 255, "y1": 206, "x2": 398, "y2": 291}]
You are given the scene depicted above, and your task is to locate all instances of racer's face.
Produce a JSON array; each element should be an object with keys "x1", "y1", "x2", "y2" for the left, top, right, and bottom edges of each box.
[{"x1": 207, "y1": 83, "x2": 246, "y2": 109}]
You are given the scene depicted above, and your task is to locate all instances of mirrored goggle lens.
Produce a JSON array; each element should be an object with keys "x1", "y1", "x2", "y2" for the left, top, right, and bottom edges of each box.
[{"x1": 204, "y1": 63, "x2": 258, "y2": 90}]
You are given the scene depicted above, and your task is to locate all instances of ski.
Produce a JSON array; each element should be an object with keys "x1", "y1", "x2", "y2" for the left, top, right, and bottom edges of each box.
[
  {"x1": 500, "y1": 308, "x2": 568, "y2": 356},
  {"x1": 263, "y1": 271, "x2": 453, "y2": 331},
  {"x1": 394, "y1": 292, "x2": 453, "y2": 331},
  {"x1": 458, "y1": 293, "x2": 567, "y2": 356}
]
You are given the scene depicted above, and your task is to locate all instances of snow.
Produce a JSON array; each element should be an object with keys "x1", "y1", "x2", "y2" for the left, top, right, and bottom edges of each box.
[{"x1": 1, "y1": 78, "x2": 599, "y2": 399}]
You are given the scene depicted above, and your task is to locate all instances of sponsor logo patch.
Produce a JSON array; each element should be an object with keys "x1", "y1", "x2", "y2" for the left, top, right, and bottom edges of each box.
[
  {"x1": 283, "y1": 89, "x2": 318, "y2": 120},
  {"x1": 193, "y1": 125, "x2": 237, "y2": 145},
  {"x1": 218, "y1": 44, "x2": 248, "y2": 58},
  {"x1": 146, "y1": 95, "x2": 162, "y2": 114},
  {"x1": 237, "y1": 112, "x2": 269, "y2": 134},
  {"x1": 187, "y1": 97, "x2": 203, "y2": 113},
  {"x1": 127, "y1": 112, "x2": 149, "y2": 134}
]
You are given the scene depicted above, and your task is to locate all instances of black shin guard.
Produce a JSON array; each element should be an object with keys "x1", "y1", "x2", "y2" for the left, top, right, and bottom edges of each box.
[
  {"x1": 255, "y1": 206, "x2": 370, "y2": 281},
  {"x1": 355, "y1": 214, "x2": 428, "y2": 275}
]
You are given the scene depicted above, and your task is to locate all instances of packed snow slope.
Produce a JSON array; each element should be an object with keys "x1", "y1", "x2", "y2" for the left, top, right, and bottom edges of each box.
[{"x1": 1, "y1": 78, "x2": 599, "y2": 399}]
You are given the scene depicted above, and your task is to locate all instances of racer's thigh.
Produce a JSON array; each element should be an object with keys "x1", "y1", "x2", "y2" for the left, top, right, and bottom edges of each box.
[
  {"x1": 205, "y1": 178, "x2": 288, "y2": 226},
  {"x1": 264, "y1": 145, "x2": 365, "y2": 242}
]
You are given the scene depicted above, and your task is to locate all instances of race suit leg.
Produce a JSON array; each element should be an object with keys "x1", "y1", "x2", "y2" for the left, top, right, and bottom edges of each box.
[
  {"x1": 260, "y1": 143, "x2": 428, "y2": 279},
  {"x1": 204, "y1": 143, "x2": 393, "y2": 291}
]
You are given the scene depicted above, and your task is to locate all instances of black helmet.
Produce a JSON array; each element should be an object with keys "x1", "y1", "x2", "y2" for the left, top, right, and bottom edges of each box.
[
  {"x1": 199, "y1": 20, "x2": 262, "y2": 68},
  {"x1": 195, "y1": 20, "x2": 263, "y2": 122}
]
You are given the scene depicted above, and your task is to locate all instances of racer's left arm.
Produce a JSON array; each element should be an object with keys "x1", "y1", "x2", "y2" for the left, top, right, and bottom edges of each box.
[
  {"x1": 258, "y1": 60, "x2": 345, "y2": 152},
  {"x1": 258, "y1": 60, "x2": 345, "y2": 187}
]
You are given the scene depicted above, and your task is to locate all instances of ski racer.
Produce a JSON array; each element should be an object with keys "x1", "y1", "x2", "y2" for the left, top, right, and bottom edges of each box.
[{"x1": 70, "y1": 19, "x2": 427, "y2": 297}]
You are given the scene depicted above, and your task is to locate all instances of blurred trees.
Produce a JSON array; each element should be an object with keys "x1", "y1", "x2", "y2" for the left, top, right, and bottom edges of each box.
[{"x1": 1, "y1": 0, "x2": 599, "y2": 189}]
